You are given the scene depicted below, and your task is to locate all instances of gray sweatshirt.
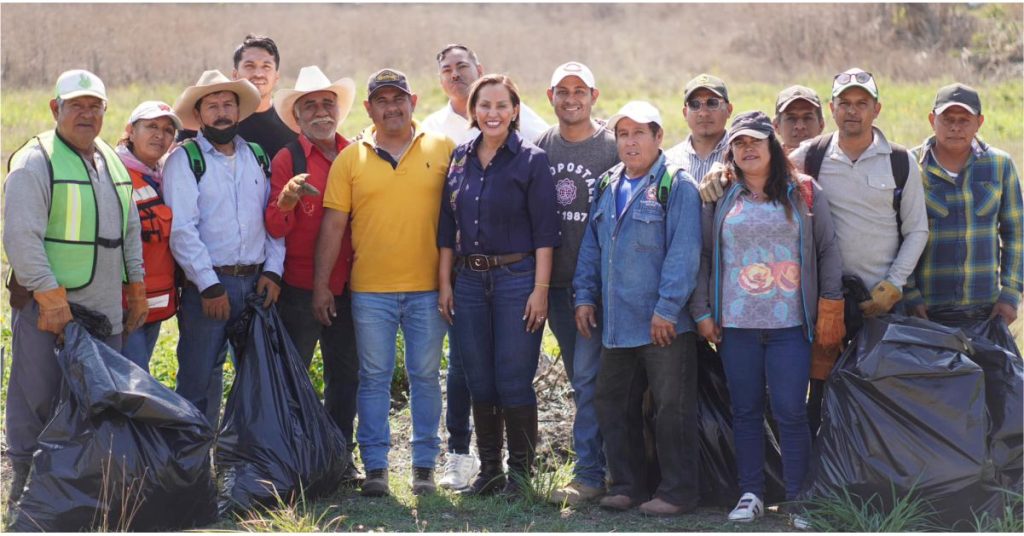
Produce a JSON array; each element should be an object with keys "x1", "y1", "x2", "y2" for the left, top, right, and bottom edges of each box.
[
  {"x1": 3, "y1": 140, "x2": 144, "y2": 334},
  {"x1": 789, "y1": 128, "x2": 928, "y2": 289}
]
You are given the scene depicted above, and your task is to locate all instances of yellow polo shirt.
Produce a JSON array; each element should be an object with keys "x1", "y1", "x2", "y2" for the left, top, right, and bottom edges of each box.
[{"x1": 323, "y1": 122, "x2": 455, "y2": 292}]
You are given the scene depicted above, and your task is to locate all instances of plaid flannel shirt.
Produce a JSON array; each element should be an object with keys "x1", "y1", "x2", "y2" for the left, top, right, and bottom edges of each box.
[{"x1": 904, "y1": 136, "x2": 1023, "y2": 309}]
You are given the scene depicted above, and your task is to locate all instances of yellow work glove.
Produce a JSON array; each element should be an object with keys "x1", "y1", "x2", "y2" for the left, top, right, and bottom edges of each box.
[
  {"x1": 124, "y1": 282, "x2": 149, "y2": 333},
  {"x1": 858, "y1": 280, "x2": 902, "y2": 317},
  {"x1": 34, "y1": 286, "x2": 73, "y2": 335}
]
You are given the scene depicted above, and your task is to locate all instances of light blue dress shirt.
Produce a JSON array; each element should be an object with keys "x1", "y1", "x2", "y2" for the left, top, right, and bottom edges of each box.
[{"x1": 163, "y1": 132, "x2": 284, "y2": 291}]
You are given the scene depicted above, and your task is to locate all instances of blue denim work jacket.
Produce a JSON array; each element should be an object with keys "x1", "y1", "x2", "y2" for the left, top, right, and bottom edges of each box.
[{"x1": 573, "y1": 153, "x2": 703, "y2": 348}]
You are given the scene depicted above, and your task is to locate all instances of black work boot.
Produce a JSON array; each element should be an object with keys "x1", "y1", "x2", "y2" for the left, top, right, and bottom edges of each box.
[
  {"x1": 462, "y1": 404, "x2": 506, "y2": 495},
  {"x1": 500, "y1": 404, "x2": 538, "y2": 498},
  {"x1": 7, "y1": 460, "x2": 30, "y2": 507}
]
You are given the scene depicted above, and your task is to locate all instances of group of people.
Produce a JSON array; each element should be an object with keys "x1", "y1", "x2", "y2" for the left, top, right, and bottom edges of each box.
[{"x1": 4, "y1": 34, "x2": 1021, "y2": 526}]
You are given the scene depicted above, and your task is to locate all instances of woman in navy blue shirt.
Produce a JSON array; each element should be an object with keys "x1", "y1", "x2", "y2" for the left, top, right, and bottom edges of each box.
[{"x1": 437, "y1": 74, "x2": 560, "y2": 497}]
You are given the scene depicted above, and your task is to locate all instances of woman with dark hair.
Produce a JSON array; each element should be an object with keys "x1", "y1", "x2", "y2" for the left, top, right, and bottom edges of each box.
[
  {"x1": 437, "y1": 74, "x2": 560, "y2": 497},
  {"x1": 116, "y1": 101, "x2": 182, "y2": 371},
  {"x1": 689, "y1": 111, "x2": 845, "y2": 523}
]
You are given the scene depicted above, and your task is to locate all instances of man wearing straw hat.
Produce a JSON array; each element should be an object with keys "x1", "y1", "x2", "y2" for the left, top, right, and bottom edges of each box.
[
  {"x1": 3, "y1": 69, "x2": 146, "y2": 506},
  {"x1": 163, "y1": 70, "x2": 285, "y2": 426},
  {"x1": 264, "y1": 65, "x2": 363, "y2": 484}
]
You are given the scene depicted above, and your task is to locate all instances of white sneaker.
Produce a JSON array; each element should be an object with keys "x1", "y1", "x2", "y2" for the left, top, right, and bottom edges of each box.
[
  {"x1": 727, "y1": 492, "x2": 764, "y2": 522},
  {"x1": 438, "y1": 452, "x2": 480, "y2": 490}
]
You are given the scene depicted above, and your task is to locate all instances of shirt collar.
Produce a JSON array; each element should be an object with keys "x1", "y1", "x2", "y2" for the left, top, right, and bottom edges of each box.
[
  {"x1": 299, "y1": 132, "x2": 347, "y2": 158},
  {"x1": 359, "y1": 120, "x2": 424, "y2": 150},
  {"x1": 683, "y1": 132, "x2": 728, "y2": 156},
  {"x1": 469, "y1": 129, "x2": 523, "y2": 156},
  {"x1": 614, "y1": 152, "x2": 666, "y2": 183}
]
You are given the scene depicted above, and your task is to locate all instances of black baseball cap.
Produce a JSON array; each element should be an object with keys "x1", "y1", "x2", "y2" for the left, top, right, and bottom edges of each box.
[
  {"x1": 933, "y1": 83, "x2": 981, "y2": 115},
  {"x1": 726, "y1": 111, "x2": 774, "y2": 144},
  {"x1": 367, "y1": 68, "x2": 412, "y2": 98},
  {"x1": 684, "y1": 73, "x2": 729, "y2": 102},
  {"x1": 775, "y1": 85, "x2": 821, "y2": 114}
]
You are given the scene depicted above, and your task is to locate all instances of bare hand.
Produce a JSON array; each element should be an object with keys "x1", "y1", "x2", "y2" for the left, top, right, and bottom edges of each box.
[
  {"x1": 698, "y1": 163, "x2": 730, "y2": 203},
  {"x1": 523, "y1": 288, "x2": 549, "y2": 333},
  {"x1": 990, "y1": 302, "x2": 1018, "y2": 326},
  {"x1": 277, "y1": 173, "x2": 310, "y2": 211},
  {"x1": 696, "y1": 318, "x2": 721, "y2": 343},
  {"x1": 575, "y1": 305, "x2": 598, "y2": 339},
  {"x1": 312, "y1": 285, "x2": 336, "y2": 326},
  {"x1": 201, "y1": 293, "x2": 230, "y2": 321},
  {"x1": 438, "y1": 285, "x2": 455, "y2": 325},
  {"x1": 650, "y1": 314, "x2": 677, "y2": 347},
  {"x1": 910, "y1": 304, "x2": 929, "y2": 320},
  {"x1": 256, "y1": 275, "x2": 281, "y2": 308}
]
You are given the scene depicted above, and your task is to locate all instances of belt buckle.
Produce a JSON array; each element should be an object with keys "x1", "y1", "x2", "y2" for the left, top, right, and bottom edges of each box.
[{"x1": 467, "y1": 255, "x2": 489, "y2": 272}]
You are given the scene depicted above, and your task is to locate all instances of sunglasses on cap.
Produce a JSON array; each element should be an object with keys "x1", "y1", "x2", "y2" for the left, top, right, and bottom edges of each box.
[
  {"x1": 834, "y1": 71, "x2": 874, "y2": 85},
  {"x1": 686, "y1": 97, "x2": 725, "y2": 111}
]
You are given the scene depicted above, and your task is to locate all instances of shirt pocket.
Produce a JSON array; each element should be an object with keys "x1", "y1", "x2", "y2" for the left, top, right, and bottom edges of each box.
[
  {"x1": 924, "y1": 189, "x2": 949, "y2": 219},
  {"x1": 971, "y1": 180, "x2": 1000, "y2": 218},
  {"x1": 631, "y1": 200, "x2": 665, "y2": 251}
]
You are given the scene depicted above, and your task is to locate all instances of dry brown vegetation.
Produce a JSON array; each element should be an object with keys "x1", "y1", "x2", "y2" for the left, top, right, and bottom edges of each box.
[{"x1": 2, "y1": 3, "x2": 1020, "y2": 90}]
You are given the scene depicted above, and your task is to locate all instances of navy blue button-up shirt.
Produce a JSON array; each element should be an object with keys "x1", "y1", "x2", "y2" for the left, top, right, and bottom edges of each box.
[{"x1": 438, "y1": 131, "x2": 560, "y2": 255}]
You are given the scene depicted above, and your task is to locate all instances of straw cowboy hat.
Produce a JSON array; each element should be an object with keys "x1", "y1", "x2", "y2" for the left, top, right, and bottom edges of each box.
[
  {"x1": 173, "y1": 70, "x2": 260, "y2": 131},
  {"x1": 273, "y1": 65, "x2": 356, "y2": 134}
]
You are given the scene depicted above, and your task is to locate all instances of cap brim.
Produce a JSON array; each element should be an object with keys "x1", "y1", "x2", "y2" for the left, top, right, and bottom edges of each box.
[
  {"x1": 727, "y1": 128, "x2": 770, "y2": 144},
  {"x1": 59, "y1": 89, "x2": 107, "y2": 101},
  {"x1": 832, "y1": 82, "x2": 878, "y2": 99},
  {"x1": 133, "y1": 111, "x2": 183, "y2": 130},
  {"x1": 777, "y1": 96, "x2": 821, "y2": 113},
  {"x1": 934, "y1": 102, "x2": 978, "y2": 116},
  {"x1": 684, "y1": 86, "x2": 725, "y2": 101},
  {"x1": 368, "y1": 82, "x2": 412, "y2": 98},
  {"x1": 607, "y1": 113, "x2": 661, "y2": 132},
  {"x1": 551, "y1": 73, "x2": 596, "y2": 89}
]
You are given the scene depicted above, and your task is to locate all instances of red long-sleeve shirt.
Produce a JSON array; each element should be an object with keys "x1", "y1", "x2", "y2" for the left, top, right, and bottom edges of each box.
[{"x1": 265, "y1": 134, "x2": 352, "y2": 295}]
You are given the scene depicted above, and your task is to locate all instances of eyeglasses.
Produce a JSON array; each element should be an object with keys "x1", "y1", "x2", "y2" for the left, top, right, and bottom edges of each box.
[
  {"x1": 834, "y1": 71, "x2": 874, "y2": 85},
  {"x1": 686, "y1": 98, "x2": 725, "y2": 111}
]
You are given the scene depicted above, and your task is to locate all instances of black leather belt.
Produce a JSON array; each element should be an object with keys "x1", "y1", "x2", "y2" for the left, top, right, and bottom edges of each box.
[
  {"x1": 461, "y1": 253, "x2": 532, "y2": 272},
  {"x1": 213, "y1": 264, "x2": 262, "y2": 277},
  {"x1": 96, "y1": 237, "x2": 123, "y2": 248}
]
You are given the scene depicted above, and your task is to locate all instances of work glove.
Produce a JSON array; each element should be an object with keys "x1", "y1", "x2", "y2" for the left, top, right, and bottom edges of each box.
[
  {"x1": 124, "y1": 282, "x2": 149, "y2": 333},
  {"x1": 858, "y1": 280, "x2": 902, "y2": 317},
  {"x1": 698, "y1": 162, "x2": 730, "y2": 203},
  {"x1": 810, "y1": 342, "x2": 842, "y2": 381},
  {"x1": 276, "y1": 173, "x2": 310, "y2": 211},
  {"x1": 34, "y1": 286, "x2": 73, "y2": 335},
  {"x1": 815, "y1": 297, "x2": 845, "y2": 347},
  {"x1": 201, "y1": 284, "x2": 231, "y2": 321}
]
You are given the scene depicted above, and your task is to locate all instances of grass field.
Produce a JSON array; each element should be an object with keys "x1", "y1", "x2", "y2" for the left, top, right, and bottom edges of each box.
[{"x1": 1, "y1": 77, "x2": 1023, "y2": 531}]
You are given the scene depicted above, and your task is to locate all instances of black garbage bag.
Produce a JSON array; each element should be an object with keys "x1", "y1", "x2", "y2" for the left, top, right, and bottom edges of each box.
[
  {"x1": 216, "y1": 295, "x2": 348, "y2": 515},
  {"x1": 928, "y1": 305, "x2": 1023, "y2": 491},
  {"x1": 802, "y1": 315, "x2": 1005, "y2": 526},
  {"x1": 695, "y1": 340, "x2": 786, "y2": 506},
  {"x1": 10, "y1": 320, "x2": 217, "y2": 531}
]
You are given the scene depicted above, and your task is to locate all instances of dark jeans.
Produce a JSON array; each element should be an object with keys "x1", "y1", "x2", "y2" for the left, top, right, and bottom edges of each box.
[
  {"x1": 6, "y1": 301, "x2": 122, "y2": 464},
  {"x1": 277, "y1": 283, "x2": 359, "y2": 449},
  {"x1": 454, "y1": 257, "x2": 543, "y2": 407},
  {"x1": 595, "y1": 333, "x2": 699, "y2": 507},
  {"x1": 720, "y1": 326, "x2": 811, "y2": 500},
  {"x1": 121, "y1": 320, "x2": 162, "y2": 372},
  {"x1": 445, "y1": 326, "x2": 472, "y2": 454}
]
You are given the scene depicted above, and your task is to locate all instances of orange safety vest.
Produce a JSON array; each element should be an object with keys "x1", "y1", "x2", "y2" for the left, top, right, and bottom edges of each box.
[{"x1": 124, "y1": 168, "x2": 178, "y2": 323}]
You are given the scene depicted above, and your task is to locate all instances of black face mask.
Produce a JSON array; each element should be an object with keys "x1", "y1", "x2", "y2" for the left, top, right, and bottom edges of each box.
[{"x1": 201, "y1": 123, "x2": 238, "y2": 145}]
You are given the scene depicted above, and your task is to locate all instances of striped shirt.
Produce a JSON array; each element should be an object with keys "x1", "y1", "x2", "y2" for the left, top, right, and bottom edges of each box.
[
  {"x1": 665, "y1": 133, "x2": 729, "y2": 183},
  {"x1": 904, "y1": 137, "x2": 1023, "y2": 309}
]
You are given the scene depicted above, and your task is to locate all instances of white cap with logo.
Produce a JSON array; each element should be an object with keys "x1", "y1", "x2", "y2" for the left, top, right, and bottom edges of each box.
[
  {"x1": 550, "y1": 61, "x2": 596, "y2": 89},
  {"x1": 128, "y1": 101, "x2": 183, "y2": 130},
  {"x1": 54, "y1": 69, "x2": 107, "y2": 101}
]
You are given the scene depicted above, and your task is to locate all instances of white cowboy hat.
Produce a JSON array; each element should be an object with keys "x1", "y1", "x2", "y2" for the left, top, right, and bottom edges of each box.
[
  {"x1": 273, "y1": 65, "x2": 356, "y2": 134},
  {"x1": 173, "y1": 70, "x2": 260, "y2": 131}
]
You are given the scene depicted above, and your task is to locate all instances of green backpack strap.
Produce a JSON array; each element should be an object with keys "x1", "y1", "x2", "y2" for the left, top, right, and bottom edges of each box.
[
  {"x1": 596, "y1": 162, "x2": 624, "y2": 199},
  {"x1": 247, "y1": 142, "x2": 271, "y2": 178},
  {"x1": 181, "y1": 139, "x2": 206, "y2": 183},
  {"x1": 657, "y1": 165, "x2": 679, "y2": 207}
]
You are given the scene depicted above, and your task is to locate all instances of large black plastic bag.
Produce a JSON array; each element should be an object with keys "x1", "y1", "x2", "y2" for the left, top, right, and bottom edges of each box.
[
  {"x1": 696, "y1": 340, "x2": 786, "y2": 506},
  {"x1": 802, "y1": 315, "x2": 1005, "y2": 526},
  {"x1": 10, "y1": 321, "x2": 217, "y2": 531},
  {"x1": 928, "y1": 306, "x2": 1023, "y2": 491},
  {"x1": 216, "y1": 295, "x2": 348, "y2": 514}
]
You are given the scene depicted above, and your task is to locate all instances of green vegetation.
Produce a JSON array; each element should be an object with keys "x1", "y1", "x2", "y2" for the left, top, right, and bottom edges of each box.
[{"x1": 795, "y1": 484, "x2": 938, "y2": 532}]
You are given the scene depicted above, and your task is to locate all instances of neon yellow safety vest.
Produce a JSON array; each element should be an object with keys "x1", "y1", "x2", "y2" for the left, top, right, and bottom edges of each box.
[{"x1": 8, "y1": 130, "x2": 133, "y2": 290}]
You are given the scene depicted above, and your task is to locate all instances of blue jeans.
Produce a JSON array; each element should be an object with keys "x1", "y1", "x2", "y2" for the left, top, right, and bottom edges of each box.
[
  {"x1": 445, "y1": 327, "x2": 472, "y2": 454},
  {"x1": 121, "y1": 321, "x2": 162, "y2": 372},
  {"x1": 453, "y1": 257, "x2": 543, "y2": 407},
  {"x1": 176, "y1": 273, "x2": 257, "y2": 427},
  {"x1": 548, "y1": 286, "x2": 606, "y2": 488},
  {"x1": 352, "y1": 291, "x2": 445, "y2": 471},
  {"x1": 719, "y1": 326, "x2": 811, "y2": 500}
]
